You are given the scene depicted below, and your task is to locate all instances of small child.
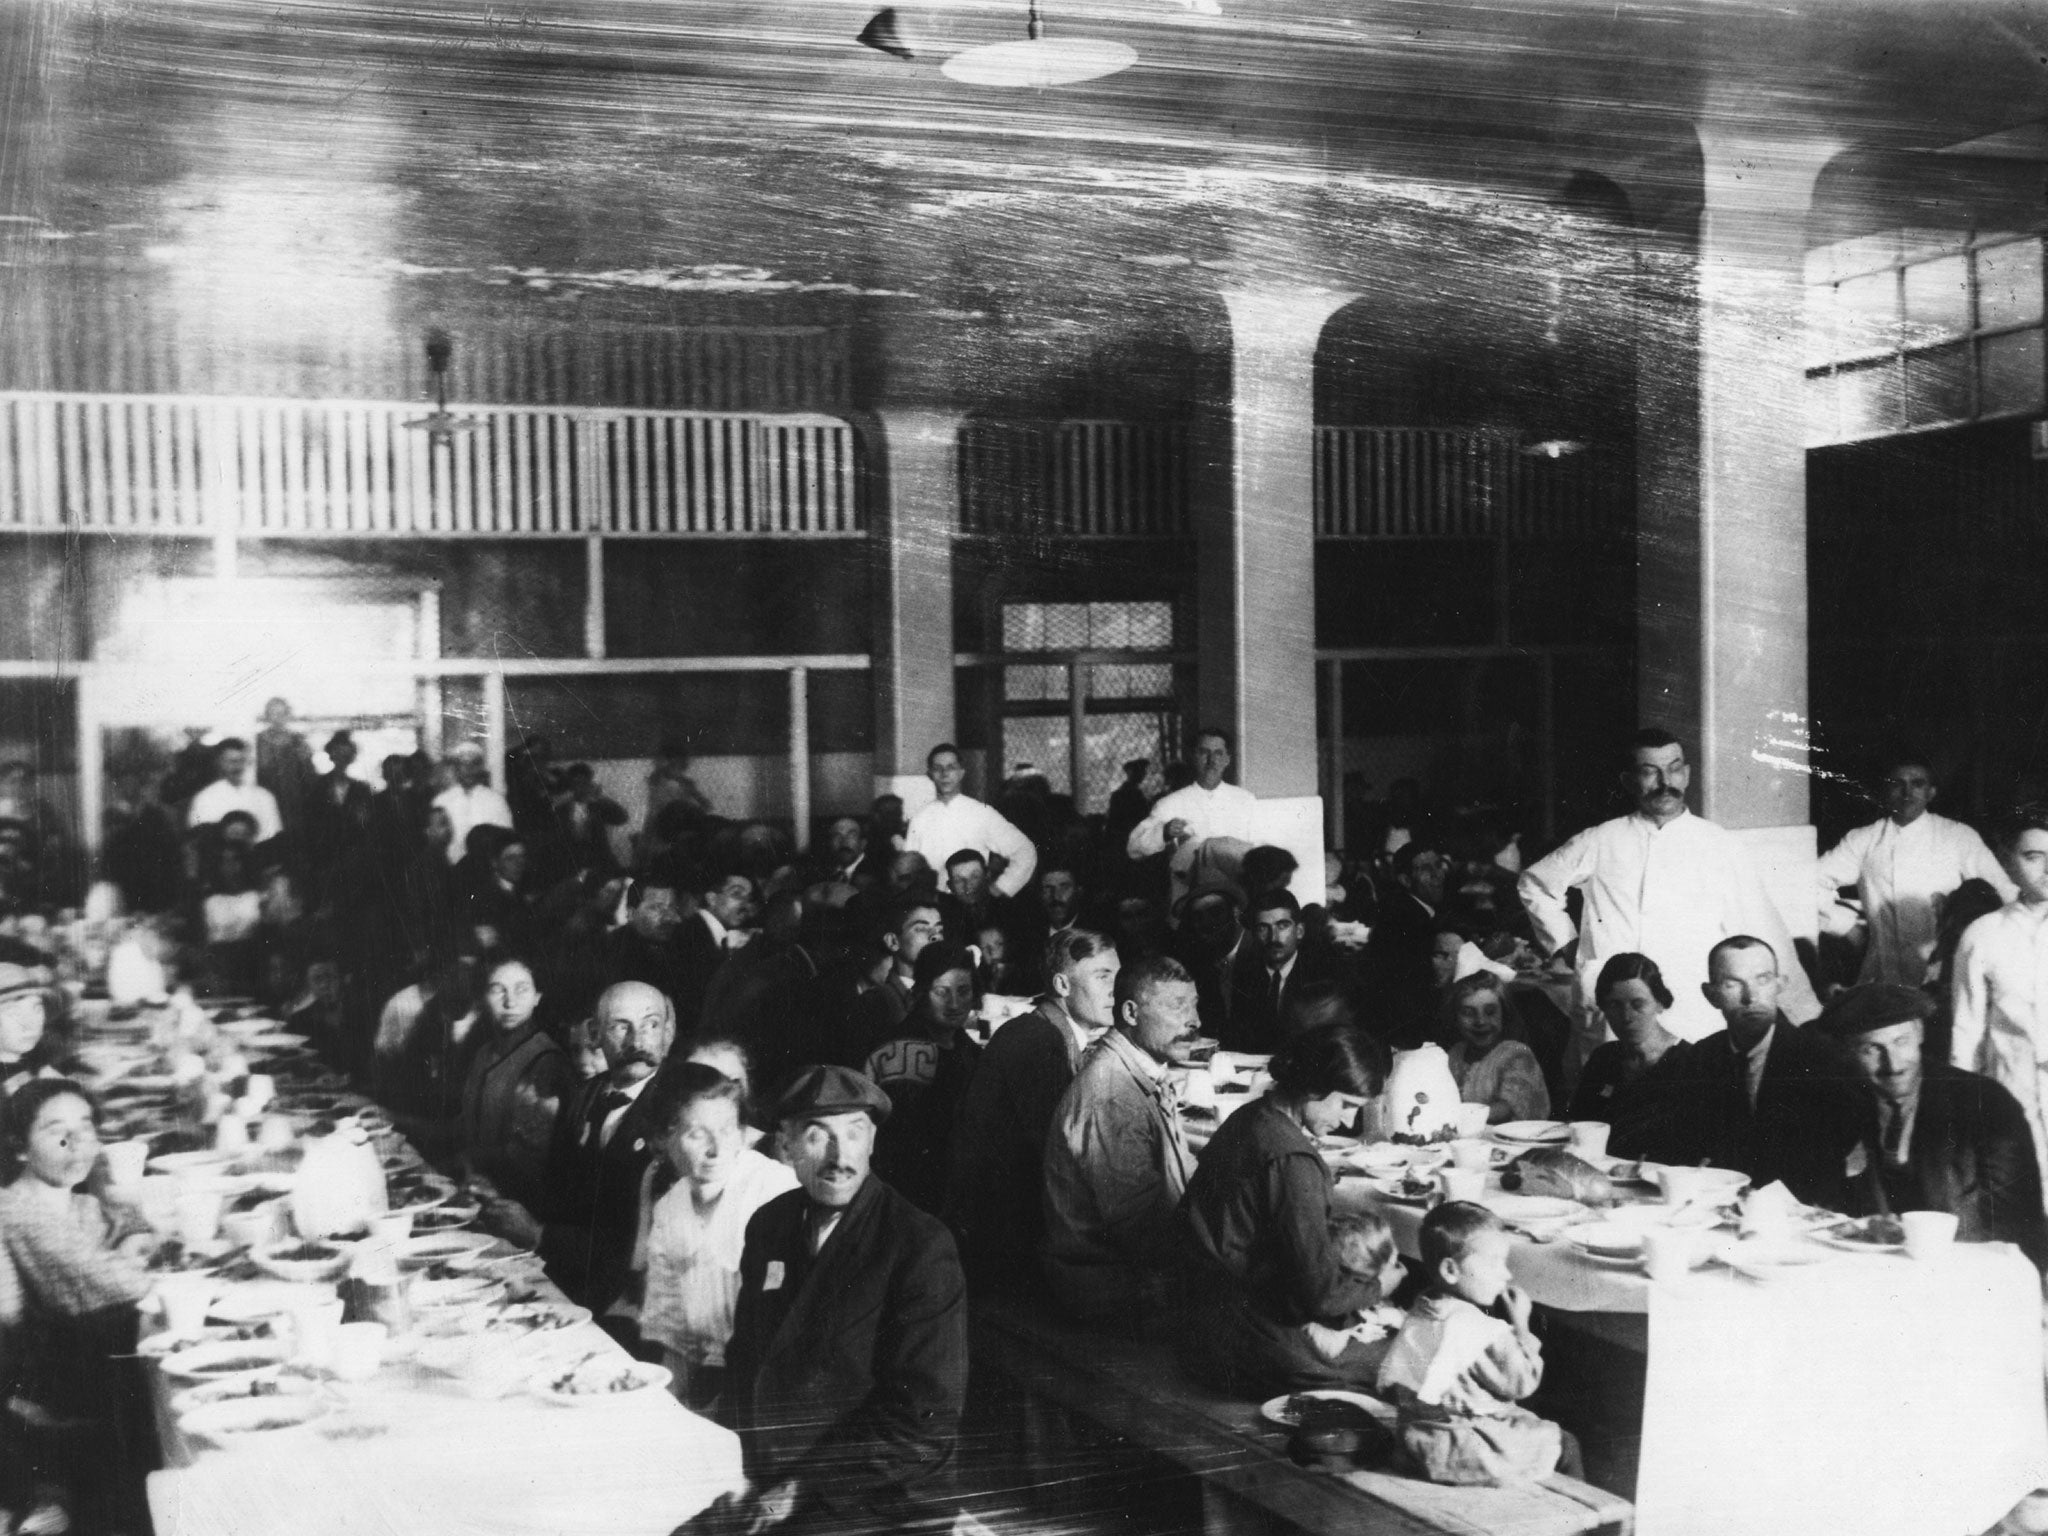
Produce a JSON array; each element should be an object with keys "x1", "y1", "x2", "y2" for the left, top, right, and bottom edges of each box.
[
  {"x1": 1375, "y1": 1200, "x2": 1564, "y2": 1485},
  {"x1": 1302, "y1": 1210, "x2": 1408, "y2": 1365}
]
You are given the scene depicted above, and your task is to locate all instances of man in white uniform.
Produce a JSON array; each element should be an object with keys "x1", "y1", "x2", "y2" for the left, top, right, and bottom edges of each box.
[
  {"x1": 1951, "y1": 807, "x2": 2048, "y2": 1206},
  {"x1": 185, "y1": 738, "x2": 284, "y2": 844},
  {"x1": 901, "y1": 743, "x2": 1037, "y2": 899},
  {"x1": 1125, "y1": 728, "x2": 1258, "y2": 859},
  {"x1": 1816, "y1": 753, "x2": 2013, "y2": 985},
  {"x1": 432, "y1": 741, "x2": 514, "y2": 864},
  {"x1": 1518, "y1": 729, "x2": 1820, "y2": 1070}
]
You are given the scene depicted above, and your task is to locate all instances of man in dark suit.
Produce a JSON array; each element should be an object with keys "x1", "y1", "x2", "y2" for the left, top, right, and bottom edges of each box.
[
  {"x1": 721, "y1": 1065, "x2": 968, "y2": 1535},
  {"x1": 1171, "y1": 878, "x2": 1249, "y2": 1042},
  {"x1": 1362, "y1": 838, "x2": 1453, "y2": 1047},
  {"x1": 673, "y1": 865, "x2": 758, "y2": 1033},
  {"x1": 1816, "y1": 982, "x2": 2048, "y2": 1270},
  {"x1": 943, "y1": 928, "x2": 1119, "y2": 1291},
  {"x1": 518, "y1": 979, "x2": 676, "y2": 1313},
  {"x1": 699, "y1": 888, "x2": 824, "y2": 1098},
  {"x1": 1652, "y1": 936, "x2": 1860, "y2": 1206},
  {"x1": 1227, "y1": 888, "x2": 1340, "y2": 1053}
]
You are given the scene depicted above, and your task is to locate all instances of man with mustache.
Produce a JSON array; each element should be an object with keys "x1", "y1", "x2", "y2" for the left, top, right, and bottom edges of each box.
[
  {"x1": 720, "y1": 1065, "x2": 967, "y2": 1535},
  {"x1": 1041, "y1": 955, "x2": 1201, "y2": 1322},
  {"x1": 517, "y1": 980, "x2": 677, "y2": 1313},
  {"x1": 1519, "y1": 728, "x2": 1820, "y2": 1077}
]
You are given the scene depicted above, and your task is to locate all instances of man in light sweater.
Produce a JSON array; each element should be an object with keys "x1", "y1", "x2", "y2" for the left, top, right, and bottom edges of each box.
[{"x1": 901, "y1": 743, "x2": 1037, "y2": 900}]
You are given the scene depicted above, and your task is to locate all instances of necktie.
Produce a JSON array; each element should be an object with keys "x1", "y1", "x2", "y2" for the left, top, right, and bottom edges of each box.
[
  {"x1": 1269, "y1": 968, "x2": 1284, "y2": 1021},
  {"x1": 1881, "y1": 1103, "x2": 1906, "y2": 1164},
  {"x1": 587, "y1": 1088, "x2": 630, "y2": 1148}
]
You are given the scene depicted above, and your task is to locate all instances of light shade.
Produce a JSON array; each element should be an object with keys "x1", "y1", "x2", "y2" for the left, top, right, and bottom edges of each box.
[{"x1": 941, "y1": 36, "x2": 1136, "y2": 87}]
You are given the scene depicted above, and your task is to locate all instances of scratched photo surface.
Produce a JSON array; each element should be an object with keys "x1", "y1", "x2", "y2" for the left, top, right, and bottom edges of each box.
[{"x1": 3, "y1": 1, "x2": 2048, "y2": 1534}]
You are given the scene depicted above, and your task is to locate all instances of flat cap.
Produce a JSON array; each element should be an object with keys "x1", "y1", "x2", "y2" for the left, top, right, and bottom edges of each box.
[
  {"x1": 775, "y1": 1064, "x2": 892, "y2": 1125},
  {"x1": 1173, "y1": 875, "x2": 1246, "y2": 922},
  {"x1": 0, "y1": 963, "x2": 54, "y2": 1005},
  {"x1": 1813, "y1": 982, "x2": 1937, "y2": 1038}
]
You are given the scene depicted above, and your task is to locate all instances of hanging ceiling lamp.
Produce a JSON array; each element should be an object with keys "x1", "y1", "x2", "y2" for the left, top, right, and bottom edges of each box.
[{"x1": 941, "y1": 0, "x2": 1135, "y2": 87}]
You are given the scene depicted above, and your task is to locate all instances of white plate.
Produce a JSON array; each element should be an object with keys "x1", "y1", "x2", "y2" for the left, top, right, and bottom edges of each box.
[
  {"x1": 209, "y1": 1281, "x2": 335, "y2": 1325},
  {"x1": 147, "y1": 1149, "x2": 244, "y2": 1177},
  {"x1": 487, "y1": 1301, "x2": 592, "y2": 1338},
  {"x1": 1363, "y1": 1175, "x2": 1437, "y2": 1206},
  {"x1": 179, "y1": 1392, "x2": 329, "y2": 1444},
  {"x1": 1483, "y1": 1193, "x2": 1585, "y2": 1222},
  {"x1": 1721, "y1": 1239, "x2": 1835, "y2": 1280},
  {"x1": 158, "y1": 1338, "x2": 292, "y2": 1382},
  {"x1": 527, "y1": 1359, "x2": 672, "y2": 1405},
  {"x1": 238, "y1": 1032, "x2": 312, "y2": 1051},
  {"x1": 1564, "y1": 1221, "x2": 1646, "y2": 1260},
  {"x1": 1492, "y1": 1121, "x2": 1571, "y2": 1145},
  {"x1": 1813, "y1": 1219, "x2": 1907, "y2": 1255},
  {"x1": 169, "y1": 1368, "x2": 316, "y2": 1418},
  {"x1": 1258, "y1": 1389, "x2": 1396, "y2": 1428},
  {"x1": 394, "y1": 1231, "x2": 502, "y2": 1270}
]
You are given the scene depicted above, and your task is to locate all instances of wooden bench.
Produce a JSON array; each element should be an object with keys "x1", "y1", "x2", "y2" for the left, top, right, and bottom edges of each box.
[{"x1": 965, "y1": 1295, "x2": 1633, "y2": 1536}]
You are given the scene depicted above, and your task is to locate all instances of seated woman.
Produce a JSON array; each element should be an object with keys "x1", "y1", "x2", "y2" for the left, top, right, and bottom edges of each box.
[
  {"x1": 0, "y1": 1079, "x2": 158, "y2": 1536},
  {"x1": 864, "y1": 941, "x2": 982, "y2": 1216},
  {"x1": 682, "y1": 1035, "x2": 768, "y2": 1151},
  {"x1": 1566, "y1": 953, "x2": 1691, "y2": 1156},
  {"x1": 625, "y1": 1063, "x2": 797, "y2": 1409},
  {"x1": 1180, "y1": 1023, "x2": 1394, "y2": 1396},
  {"x1": 459, "y1": 957, "x2": 573, "y2": 1210},
  {"x1": 1442, "y1": 973, "x2": 1549, "y2": 1125},
  {"x1": 0, "y1": 966, "x2": 71, "y2": 1102}
]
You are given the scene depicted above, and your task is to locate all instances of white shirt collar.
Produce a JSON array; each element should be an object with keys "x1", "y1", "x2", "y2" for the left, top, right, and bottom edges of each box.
[{"x1": 700, "y1": 907, "x2": 729, "y2": 946}]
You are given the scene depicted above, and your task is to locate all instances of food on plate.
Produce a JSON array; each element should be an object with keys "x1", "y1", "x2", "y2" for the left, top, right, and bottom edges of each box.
[
  {"x1": 489, "y1": 1303, "x2": 582, "y2": 1336},
  {"x1": 549, "y1": 1360, "x2": 652, "y2": 1396},
  {"x1": 267, "y1": 1241, "x2": 343, "y2": 1264},
  {"x1": 1285, "y1": 1394, "x2": 1380, "y2": 1431},
  {"x1": 1832, "y1": 1213, "x2": 1906, "y2": 1246},
  {"x1": 1498, "y1": 1146, "x2": 1619, "y2": 1207}
]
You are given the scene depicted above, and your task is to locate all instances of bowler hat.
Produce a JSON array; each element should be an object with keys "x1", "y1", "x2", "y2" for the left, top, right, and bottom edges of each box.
[
  {"x1": 775, "y1": 1064, "x2": 892, "y2": 1125},
  {"x1": 1813, "y1": 982, "x2": 1936, "y2": 1038}
]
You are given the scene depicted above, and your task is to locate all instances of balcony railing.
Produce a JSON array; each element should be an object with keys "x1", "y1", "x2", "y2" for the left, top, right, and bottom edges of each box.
[{"x1": 0, "y1": 392, "x2": 861, "y2": 537}]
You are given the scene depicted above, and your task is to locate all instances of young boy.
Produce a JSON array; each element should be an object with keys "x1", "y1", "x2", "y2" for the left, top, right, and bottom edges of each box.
[
  {"x1": 1375, "y1": 1201, "x2": 1565, "y2": 1485},
  {"x1": 1302, "y1": 1210, "x2": 1408, "y2": 1364}
]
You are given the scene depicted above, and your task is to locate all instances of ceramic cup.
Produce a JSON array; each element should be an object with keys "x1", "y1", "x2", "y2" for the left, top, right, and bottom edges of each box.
[
  {"x1": 221, "y1": 1201, "x2": 283, "y2": 1251},
  {"x1": 1439, "y1": 1167, "x2": 1486, "y2": 1204},
  {"x1": 1902, "y1": 1211, "x2": 1959, "y2": 1260},
  {"x1": 370, "y1": 1210, "x2": 414, "y2": 1244},
  {"x1": 1567, "y1": 1122, "x2": 1611, "y2": 1158},
  {"x1": 1455, "y1": 1103, "x2": 1491, "y2": 1139},
  {"x1": 173, "y1": 1184, "x2": 227, "y2": 1246},
  {"x1": 1641, "y1": 1225, "x2": 1699, "y2": 1282},
  {"x1": 287, "y1": 1295, "x2": 347, "y2": 1368},
  {"x1": 331, "y1": 1321, "x2": 388, "y2": 1382},
  {"x1": 1450, "y1": 1138, "x2": 1492, "y2": 1173},
  {"x1": 1178, "y1": 1069, "x2": 1216, "y2": 1110},
  {"x1": 154, "y1": 1274, "x2": 216, "y2": 1335}
]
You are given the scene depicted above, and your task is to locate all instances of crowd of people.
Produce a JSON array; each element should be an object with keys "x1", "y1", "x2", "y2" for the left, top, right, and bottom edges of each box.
[{"x1": 6, "y1": 706, "x2": 2048, "y2": 1532}]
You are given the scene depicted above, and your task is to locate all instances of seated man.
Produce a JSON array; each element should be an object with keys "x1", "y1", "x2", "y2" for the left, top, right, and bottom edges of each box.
[
  {"x1": 1041, "y1": 955, "x2": 1201, "y2": 1322},
  {"x1": 944, "y1": 928, "x2": 1120, "y2": 1291},
  {"x1": 721, "y1": 1066, "x2": 968, "y2": 1536},
  {"x1": 1649, "y1": 936, "x2": 1860, "y2": 1206},
  {"x1": 1815, "y1": 982, "x2": 2048, "y2": 1270}
]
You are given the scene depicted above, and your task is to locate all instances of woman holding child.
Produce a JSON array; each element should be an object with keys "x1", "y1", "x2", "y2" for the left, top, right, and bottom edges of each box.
[{"x1": 1178, "y1": 1024, "x2": 1403, "y2": 1395}]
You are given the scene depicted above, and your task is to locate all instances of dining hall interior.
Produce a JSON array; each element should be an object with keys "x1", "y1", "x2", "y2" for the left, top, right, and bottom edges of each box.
[{"x1": 6, "y1": 0, "x2": 2048, "y2": 1534}]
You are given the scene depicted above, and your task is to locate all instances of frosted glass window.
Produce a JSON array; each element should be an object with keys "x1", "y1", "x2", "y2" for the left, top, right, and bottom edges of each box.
[
  {"x1": 1835, "y1": 360, "x2": 1900, "y2": 440},
  {"x1": 1902, "y1": 256, "x2": 1971, "y2": 346},
  {"x1": 1977, "y1": 241, "x2": 2043, "y2": 332},
  {"x1": 1833, "y1": 270, "x2": 1901, "y2": 358},
  {"x1": 1980, "y1": 329, "x2": 2046, "y2": 415},
  {"x1": 1902, "y1": 343, "x2": 1971, "y2": 427}
]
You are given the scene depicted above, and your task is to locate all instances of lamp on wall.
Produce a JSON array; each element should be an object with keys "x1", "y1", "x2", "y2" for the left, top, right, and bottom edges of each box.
[
  {"x1": 403, "y1": 329, "x2": 485, "y2": 446},
  {"x1": 940, "y1": 0, "x2": 1135, "y2": 87}
]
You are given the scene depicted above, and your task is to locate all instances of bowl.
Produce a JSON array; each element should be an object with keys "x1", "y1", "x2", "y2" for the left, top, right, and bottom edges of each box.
[
  {"x1": 179, "y1": 1392, "x2": 329, "y2": 1445},
  {"x1": 169, "y1": 1368, "x2": 318, "y2": 1419},
  {"x1": 527, "y1": 1358, "x2": 671, "y2": 1406},
  {"x1": 393, "y1": 1232, "x2": 502, "y2": 1273},
  {"x1": 250, "y1": 1239, "x2": 354, "y2": 1285},
  {"x1": 159, "y1": 1338, "x2": 293, "y2": 1383}
]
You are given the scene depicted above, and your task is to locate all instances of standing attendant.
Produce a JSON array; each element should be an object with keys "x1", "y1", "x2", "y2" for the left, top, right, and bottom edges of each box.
[
  {"x1": 254, "y1": 696, "x2": 318, "y2": 838},
  {"x1": 1952, "y1": 806, "x2": 2048, "y2": 1204},
  {"x1": 432, "y1": 742, "x2": 514, "y2": 865},
  {"x1": 1518, "y1": 728, "x2": 1820, "y2": 1070},
  {"x1": 185, "y1": 738, "x2": 283, "y2": 844},
  {"x1": 1817, "y1": 754, "x2": 2013, "y2": 985},
  {"x1": 903, "y1": 744, "x2": 1037, "y2": 901},
  {"x1": 1125, "y1": 728, "x2": 1258, "y2": 860},
  {"x1": 722, "y1": 1066, "x2": 968, "y2": 1536}
]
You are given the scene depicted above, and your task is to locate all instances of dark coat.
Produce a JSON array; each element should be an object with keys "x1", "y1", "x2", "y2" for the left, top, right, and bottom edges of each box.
[
  {"x1": 1362, "y1": 890, "x2": 1440, "y2": 1048},
  {"x1": 1172, "y1": 929, "x2": 1250, "y2": 1043},
  {"x1": 538, "y1": 1074, "x2": 666, "y2": 1311},
  {"x1": 942, "y1": 999, "x2": 1083, "y2": 1287},
  {"x1": 726, "y1": 1176, "x2": 968, "y2": 1530},
  {"x1": 699, "y1": 937, "x2": 823, "y2": 1097},
  {"x1": 1650, "y1": 1016, "x2": 1862, "y2": 1207},
  {"x1": 1838, "y1": 1063, "x2": 2048, "y2": 1270},
  {"x1": 1225, "y1": 947, "x2": 1344, "y2": 1055}
]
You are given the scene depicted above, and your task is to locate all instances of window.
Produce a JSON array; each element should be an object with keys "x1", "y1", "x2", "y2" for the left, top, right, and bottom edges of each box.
[
  {"x1": 997, "y1": 600, "x2": 1179, "y2": 811},
  {"x1": 1806, "y1": 232, "x2": 2045, "y2": 445}
]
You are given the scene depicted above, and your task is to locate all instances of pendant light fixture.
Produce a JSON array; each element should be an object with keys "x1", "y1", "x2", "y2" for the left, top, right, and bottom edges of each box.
[{"x1": 940, "y1": 0, "x2": 1135, "y2": 87}]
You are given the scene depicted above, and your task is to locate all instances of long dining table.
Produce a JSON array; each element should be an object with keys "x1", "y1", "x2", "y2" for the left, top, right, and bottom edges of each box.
[
  {"x1": 1182, "y1": 1091, "x2": 2048, "y2": 1536},
  {"x1": 69, "y1": 995, "x2": 746, "y2": 1536}
]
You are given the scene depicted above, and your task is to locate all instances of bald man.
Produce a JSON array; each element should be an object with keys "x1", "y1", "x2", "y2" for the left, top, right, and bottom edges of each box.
[{"x1": 529, "y1": 981, "x2": 678, "y2": 1312}]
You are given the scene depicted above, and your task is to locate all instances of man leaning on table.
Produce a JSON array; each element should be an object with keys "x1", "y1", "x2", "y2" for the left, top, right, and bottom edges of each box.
[
  {"x1": 1816, "y1": 982, "x2": 2047, "y2": 1270},
  {"x1": 712, "y1": 1065, "x2": 967, "y2": 1536},
  {"x1": 1518, "y1": 728, "x2": 1821, "y2": 1074}
]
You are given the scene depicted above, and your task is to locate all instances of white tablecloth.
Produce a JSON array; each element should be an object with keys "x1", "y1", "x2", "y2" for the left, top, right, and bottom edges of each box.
[
  {"x1": 1634, "y1": 1242, "x2": 2046, "y2": 1536},
  {"x1": 148, "y1": 1321, "x2": 746, "y2": 1536}
]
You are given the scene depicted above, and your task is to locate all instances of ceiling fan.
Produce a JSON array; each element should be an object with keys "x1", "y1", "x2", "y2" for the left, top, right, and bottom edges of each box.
[{"x1": 402, "y1": 329, "x2": 486, "y2": 445}]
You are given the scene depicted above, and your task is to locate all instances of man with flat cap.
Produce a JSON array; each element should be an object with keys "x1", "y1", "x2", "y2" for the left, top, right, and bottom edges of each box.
[
  {"x1": 1817, "y1": 982, "x2": 2047, "y2": 1269},
  {"x1": 719, "y1": 1064, "x2": 968, "y2": 1535}
]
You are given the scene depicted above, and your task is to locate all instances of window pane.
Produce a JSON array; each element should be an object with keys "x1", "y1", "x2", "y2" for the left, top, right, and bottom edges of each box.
[
  {"x1": 1002, "y1": 717, "x2": 1070, "y2": 795},
  {"x1": 1040, "y1": 604, "x2": 1090, "y2": 650},
  {"x1": 1003, "y1": 664, "x2": 1068, "y2": 702},
  {"x1": 1087, "y1": 601, "x2": 1132, "y2": 649},
  {"x1": 1902, "y1": 343, "x2": 1971, "y2": 427},
  {"x1": 1980, "y1": 328, "x2": 2046, "y2": 416},
  {"x1": 1836, "y1": 358, "x2": 1901, "y2": 439},
  {"x1": 1804, "y1": 284, "x2": 1839, "y2": 369},
  {"x1": 1002, "y1": 604, "x2": 1044, "y2": 651},
  {"x1": 1976, "y1": 240, "x2": 2043, "y2": 331},
  {"x1": 1902, "y1": 255, "x2": 1971, "y2": 346},
  {"x1": 1833, "y1": 270, "x2": 1900, "y2": 358},
  {"x1": 1091, "y1": 663, "x2": 1174, "y2": 699},
  {"x1": 1125, "y1": 602, "x2": 1173, "y2": 649}
]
